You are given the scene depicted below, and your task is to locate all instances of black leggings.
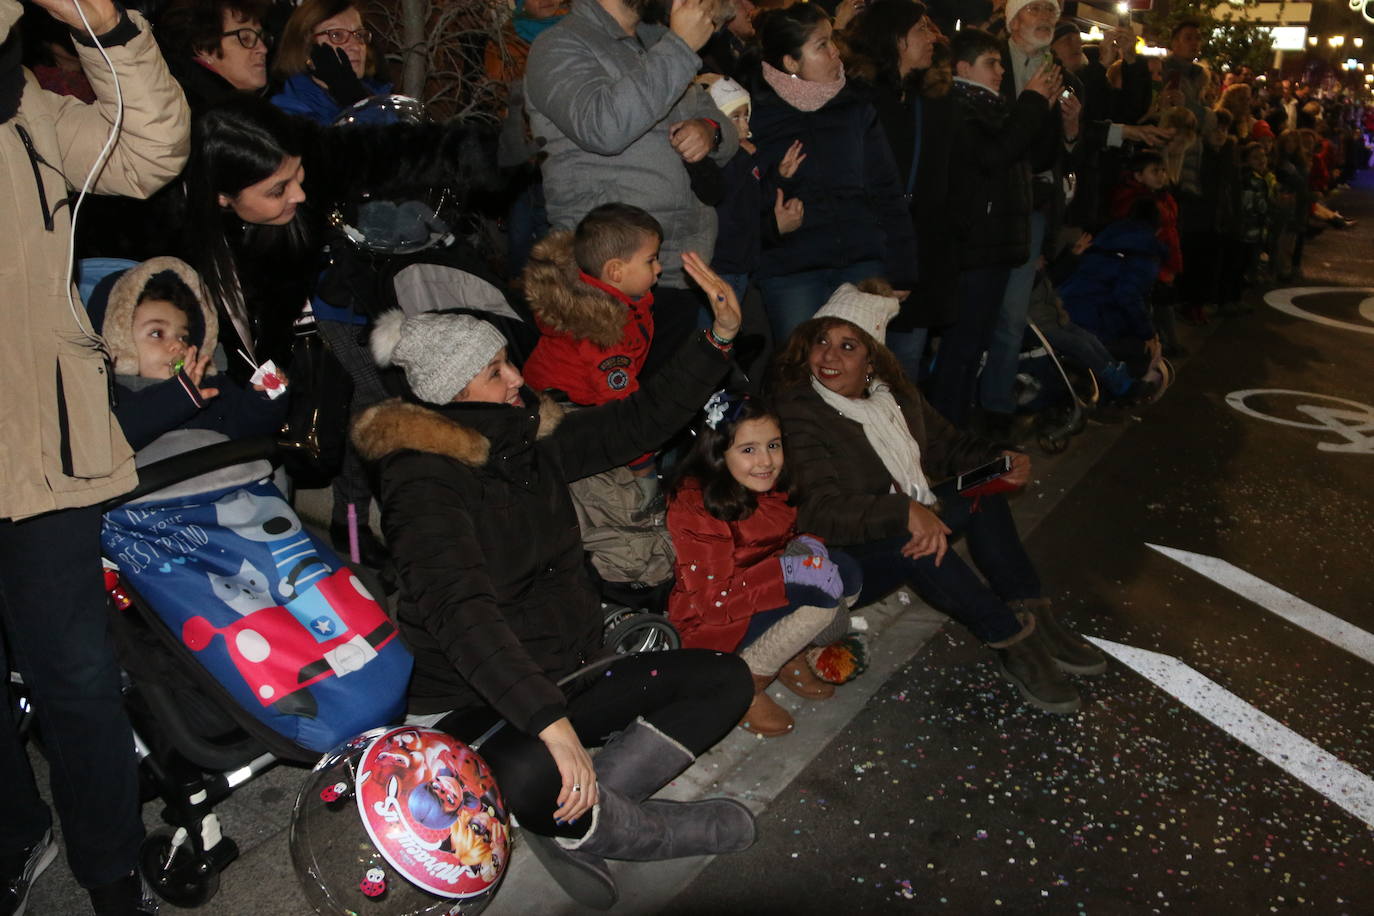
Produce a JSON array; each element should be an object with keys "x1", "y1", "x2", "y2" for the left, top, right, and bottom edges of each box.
[{"x1": 439, "y1": 649, "x2": 751, "y2": 839}]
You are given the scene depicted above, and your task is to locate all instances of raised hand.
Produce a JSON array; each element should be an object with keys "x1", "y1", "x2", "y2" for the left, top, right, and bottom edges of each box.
[
  {"x1": 670, "y1": 0, "x2": 715, "y2": 52},
  {"x1": 774, "y1": 188, "x2": 804, "y2": 234},
  {"x1": 682, "y1": 250, "x2": 741, "y2": 341},
  {"x1": 777, "y1": 140, "x2": 807, "y2": 179}
]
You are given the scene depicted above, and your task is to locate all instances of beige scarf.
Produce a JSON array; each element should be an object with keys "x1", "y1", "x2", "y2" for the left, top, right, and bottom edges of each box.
[{"x1": 810, "y1": 377, "x2": 935, "y2": 506}]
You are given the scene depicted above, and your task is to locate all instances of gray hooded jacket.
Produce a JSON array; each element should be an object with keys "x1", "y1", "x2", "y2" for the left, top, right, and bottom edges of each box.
[{"x1": 523, "y1": 0, "x2": 737, "y2": 288}]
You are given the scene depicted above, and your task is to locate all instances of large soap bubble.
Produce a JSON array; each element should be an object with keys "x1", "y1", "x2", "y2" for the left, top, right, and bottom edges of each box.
[{"x1": 291, "y1": 726, "x2": 510, "y2": 915}]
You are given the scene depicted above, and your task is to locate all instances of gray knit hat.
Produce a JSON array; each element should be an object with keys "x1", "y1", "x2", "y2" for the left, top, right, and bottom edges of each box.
[{"x1": 370, "y1": 310, "x2": 507, "y2": 404}]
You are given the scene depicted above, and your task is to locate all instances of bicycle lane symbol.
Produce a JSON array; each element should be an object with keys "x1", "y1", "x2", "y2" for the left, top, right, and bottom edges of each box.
[
  {"x1": 1225, "y1": 389, "x2": 1374, "y2": 454},
  {"x1": 1263, "y1": 287, "x2": 1374, "y2": 334}
]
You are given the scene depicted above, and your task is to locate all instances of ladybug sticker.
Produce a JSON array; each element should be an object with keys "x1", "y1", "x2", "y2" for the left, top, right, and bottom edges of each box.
[
  {"x1": 359, "y1": 867, "x2": 386, "y2": 898},
  {"x1": 319, "y1": 781, "x2": 348, "y2": 803}
]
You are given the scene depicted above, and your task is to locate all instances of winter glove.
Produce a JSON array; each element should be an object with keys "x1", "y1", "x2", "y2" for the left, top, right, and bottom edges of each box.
[
  {"x1": 779, "y1": 554, "x2": 843, "y2": 601},
  {"x1": 309, "y1": 44, "x2": 368, "y2": 108},
  {"x1": 783, "y1": 534, "x2": 828, "y2": 560}
]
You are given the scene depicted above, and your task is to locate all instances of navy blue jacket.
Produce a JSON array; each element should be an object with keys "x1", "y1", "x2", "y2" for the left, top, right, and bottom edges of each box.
[
  {"x1": 1058, "y1": 219, "x2": 1164, "y2": 342},
  {"x1": 710, "y1": 147, "x2": 765, "y2": 276},
  {"x1": 113, "y1": 376, "x2": 290, "y2": 452},
  {"x1": 749, "y1": 82, "x2": 917, "y2": 288}
]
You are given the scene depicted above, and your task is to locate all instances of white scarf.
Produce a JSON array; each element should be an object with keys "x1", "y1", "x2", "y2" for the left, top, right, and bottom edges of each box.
[{"x1": 810, "y1": 377, "x2": 935, "y2": 506}]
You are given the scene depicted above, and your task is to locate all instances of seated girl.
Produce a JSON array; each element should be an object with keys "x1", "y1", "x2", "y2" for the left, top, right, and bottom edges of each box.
[
  {"x1": 667, "y1": 391, "x2": 861, "y2": 737},
  {"x1": 771, "y1": 281, "x2": 1108, "y2": 714},
  {"x1": 100, "y1": 256, "x2": 289, "y2": 451}
]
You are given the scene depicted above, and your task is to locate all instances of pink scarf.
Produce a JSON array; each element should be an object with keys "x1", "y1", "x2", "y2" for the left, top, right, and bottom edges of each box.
[{"x1": 762, "y1": 61, "x2": 846, "y2": 113}]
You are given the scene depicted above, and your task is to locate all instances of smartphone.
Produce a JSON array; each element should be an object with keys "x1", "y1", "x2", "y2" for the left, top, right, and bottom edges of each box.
[
  {"x1": 1060, "y1": 87, "x2": 1073, "y2": 100},
  {"x1": 956, "y1": 455, "x2": 1012, "y2": 494}
]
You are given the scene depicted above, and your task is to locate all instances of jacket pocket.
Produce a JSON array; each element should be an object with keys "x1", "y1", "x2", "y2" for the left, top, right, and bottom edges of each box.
[{"x1": 54, "y1": 341, "x2": 116, "y2": 479}]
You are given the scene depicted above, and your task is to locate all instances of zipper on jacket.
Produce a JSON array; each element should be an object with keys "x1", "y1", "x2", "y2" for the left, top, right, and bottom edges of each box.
[{"x1": 15, "y1": 124, "x2": 58, "y2": 232}]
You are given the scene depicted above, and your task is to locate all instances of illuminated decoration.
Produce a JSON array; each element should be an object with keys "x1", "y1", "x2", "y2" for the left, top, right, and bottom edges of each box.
[
  {"x1": 1270, "y1": 26, "x2": 1308, "y2": 51},
  {"x1": 1351, "y1": 0, "x2": 1374, "y2": 26}
]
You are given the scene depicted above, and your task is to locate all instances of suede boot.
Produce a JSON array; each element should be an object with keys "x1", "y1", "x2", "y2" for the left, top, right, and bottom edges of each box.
[
  {"x1": 739, "y1": 675, "x2": 794, "y2": 737},
  {"x1": 776, "y1": 651, "x2": 834, "y2": 699},
  {"x1": 990, "y1": 614, "x2": 1081, "y2": 714},
  {"x1": 591, "y1": 717, "x2": 696, "y2": 803},
  {"x1": 559, "y1": 787, "x2": 756, "y2": 862},
  {"x1": 521, "y1": 832, "x2": 618, "y2": 911},
  {"x1": 1008, "y1": 599, "x2": 1107, "y2": 676}
]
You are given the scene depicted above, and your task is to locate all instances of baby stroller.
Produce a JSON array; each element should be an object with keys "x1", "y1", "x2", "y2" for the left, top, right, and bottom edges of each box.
[{"x1": 96, "y1": 431, "x2": 415, "y2": 907}]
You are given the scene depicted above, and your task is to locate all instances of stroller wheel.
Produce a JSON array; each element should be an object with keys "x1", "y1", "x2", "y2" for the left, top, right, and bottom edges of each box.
[
  {"x1": 603, "y1": 611, "x2": 680, "y2": 655},
  {"x1": 140, "y1": 829, "x2": 222, "y2": 908}
]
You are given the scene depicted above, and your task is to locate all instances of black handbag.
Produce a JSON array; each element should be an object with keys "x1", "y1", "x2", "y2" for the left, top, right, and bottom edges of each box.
[{"x1": 278, "y1": 320, "x2": 354, "y2": 489}]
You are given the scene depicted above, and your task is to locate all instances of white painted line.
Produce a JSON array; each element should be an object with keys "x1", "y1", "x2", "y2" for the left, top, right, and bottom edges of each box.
[
  {"x1": 1263, "y1": 286, "x2": 1374, "y2": 334},
  {"x1": 1089, "y1": 637, "x2": 1374, "y2": 829},
  {"x1": 1147, "y1": 544, "x2": 1374, "y2": 666}
]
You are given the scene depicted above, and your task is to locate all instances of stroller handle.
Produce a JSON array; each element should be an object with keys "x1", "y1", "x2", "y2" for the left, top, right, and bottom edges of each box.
[{"x1": 105, "y1": 436, "x2": 289, "y2": 511}]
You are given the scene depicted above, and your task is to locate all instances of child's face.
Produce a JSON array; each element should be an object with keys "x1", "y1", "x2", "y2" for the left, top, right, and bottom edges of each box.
[
  {"x1": 1136, "y1": 162, "x2": 1169, "y2": 191},
  {"x1": 605, "y1": 234, "x2": 662, "y2": 299},
  {"x1": 1247, "y1": 148, "x2": 1268, "y2": 173},
  {"x1": 959, "y1": 52, "x2": 1005, "y2": 93},
  {"x1": 724, "y1": 416, "x2": 783, "y2": 493},
  {"x1": 729, "y1": 104, "x2": 751, "y2": 141},
  {"x1": 132, "y1": 298, "x2": 193, "y2": 379}
]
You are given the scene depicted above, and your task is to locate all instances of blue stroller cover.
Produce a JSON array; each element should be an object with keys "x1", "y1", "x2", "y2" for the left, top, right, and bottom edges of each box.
[{"x1": 102, "y1": 475, "x2": 413, "y2": 753}]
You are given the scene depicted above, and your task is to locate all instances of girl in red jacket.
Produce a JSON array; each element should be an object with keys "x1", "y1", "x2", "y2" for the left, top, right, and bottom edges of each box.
[{"x1": 667, "y1": 391, "x2": 862, "y2": 738}]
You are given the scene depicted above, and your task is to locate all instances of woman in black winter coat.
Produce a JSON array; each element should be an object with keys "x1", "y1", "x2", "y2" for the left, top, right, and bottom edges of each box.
[
  {"x1": 842, "y1": 0, "x2": 952, "y2": 381},
  {"x1": 351, "y1": 254, "x2": 755, "y2": 911},
  {"x1": 747, "y1": 3, "x2": 917, "y2": 345}
]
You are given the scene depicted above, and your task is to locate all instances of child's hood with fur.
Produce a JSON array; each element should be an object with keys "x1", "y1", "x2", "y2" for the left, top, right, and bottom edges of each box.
[
  {"x1": 519, "y1": 230, "x2": 634, "y2": 349},
  {"x1": 102, "y1": 256, "x2": 219, "y2": 377}
]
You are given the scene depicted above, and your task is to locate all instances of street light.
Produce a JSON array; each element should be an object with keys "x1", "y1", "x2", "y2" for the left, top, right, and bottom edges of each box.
[
  {"x1": 1309, "y1": 36, "x2": 1319, "y2": 46},
  {"x1": 1330, "y1": 35, "x2": 1346, "y2": 48},
  {"x1": 1356, "y1": 37, "x2": 1366, "y2": 48}
]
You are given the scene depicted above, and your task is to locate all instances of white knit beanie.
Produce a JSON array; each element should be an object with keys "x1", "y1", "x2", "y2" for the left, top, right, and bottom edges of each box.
[
  {"x1": 813, "y1": 283, "x2": 899, "y2": 340},
  {"x1": 708, "y1": 77, "x2": 750, "y2": 117},
  {"x1": 1004, "y1": 0, "x2": 1060, "y2": 32},
  {"x1": 371, "y1": 310, "x2": 507, "y2": 404}
]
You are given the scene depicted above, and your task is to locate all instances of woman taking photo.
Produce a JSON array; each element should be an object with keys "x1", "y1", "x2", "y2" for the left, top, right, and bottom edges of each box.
[
  {"x1": 771, "y1": 281, "x2": 1108, "y2": 714},
  {"x1": 352, "y1": 254, "x2": 755, "y2": 911},
  {"x1": 747, "y1": 3, "x2": 917, "y2": 343},
  {"x1": 270, "y1": 0, "x2": 390, "y2": 124},
  {"x1": 842, "y1": 0, "x2": 952, "y2": 381}
]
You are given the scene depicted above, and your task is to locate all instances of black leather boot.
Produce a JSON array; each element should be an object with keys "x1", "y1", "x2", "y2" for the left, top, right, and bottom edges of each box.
[
  {"x1": 991, "y1": 614, "x2": 1081, "y2": 714},
  {"x1": 1008, "y1": 599, "x2": 1108, "y2": 676}
]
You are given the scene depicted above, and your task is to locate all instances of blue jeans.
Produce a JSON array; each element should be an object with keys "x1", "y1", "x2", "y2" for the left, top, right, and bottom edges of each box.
[
  {"x1": 930, "y1": 266, "x2": 1010, "y2": 428},
  {"x1": 981, "y1": 210, "x2": 1047, "y2": 413},
  {"x1": 758, "y1": 260, "x2": 884, "y2": 344},
  {"x1": 886, "y1": 327, "x2": 930, "y2": 386},
  {"x1": 846, "y1": 482, "x2": 1037, "y2": 644}
]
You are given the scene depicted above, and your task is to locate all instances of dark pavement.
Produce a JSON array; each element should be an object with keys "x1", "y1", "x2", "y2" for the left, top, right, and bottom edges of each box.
[{"x1": 668, "y1": 182, "x2": 1374, "y2": 914}]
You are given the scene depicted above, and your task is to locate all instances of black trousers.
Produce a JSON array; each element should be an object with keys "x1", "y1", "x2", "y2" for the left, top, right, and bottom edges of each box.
[
  {"x1": 0, "y1": 505, "x2": 143, "y2": 887},
  {"x1": 440, "y1": 649, "x2": 751, "y2": 839}
]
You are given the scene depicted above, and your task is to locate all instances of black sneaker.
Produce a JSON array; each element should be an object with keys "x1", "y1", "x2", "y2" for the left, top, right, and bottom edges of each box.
[
  {"x1": 1, "y1": 828, "x2": 57, "y2": 916},
  {"x1": 87, "y1": 870, "x2": 158, "y2": 916}
]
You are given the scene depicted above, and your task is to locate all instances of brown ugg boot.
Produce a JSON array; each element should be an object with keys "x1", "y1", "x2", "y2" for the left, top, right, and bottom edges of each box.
[
  {"x1": 777, "y1": 651, "x2": 835, "y2": 699},
  {"x1": 740, "y1": 674, "x2": 794, "y2": 736}
]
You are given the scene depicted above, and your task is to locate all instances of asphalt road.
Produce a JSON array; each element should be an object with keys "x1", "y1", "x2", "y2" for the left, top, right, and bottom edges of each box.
[{"x1": 669, "y1": 182, "x2": 1374, "y2": 914}]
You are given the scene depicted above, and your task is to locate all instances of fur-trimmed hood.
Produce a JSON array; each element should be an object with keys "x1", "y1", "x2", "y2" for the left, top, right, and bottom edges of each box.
[
  {"x1": 102, "y1": 256, "x2": 219, "y2": 377},
  {"x1": 519, "y1": 230, "x2": 632, "y2": 349},
  {"x1": 351, "y1": 394, "x2": 565, "y2": 467}
]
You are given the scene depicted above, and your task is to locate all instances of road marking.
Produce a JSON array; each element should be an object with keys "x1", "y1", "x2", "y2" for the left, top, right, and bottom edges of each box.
[
  {"x1": 1147, "y1": 543, "x2": 1374, "y2": 665},
  {"x1": 1089, "y1": 637, "x2": 1374, "y2": 829},
  {"x1": 1263, "y1": 286, "x2": 1374, "y2": 334},
  {"x1": 1225, "y1": 389, "x2": 1374, "y2": 454}
]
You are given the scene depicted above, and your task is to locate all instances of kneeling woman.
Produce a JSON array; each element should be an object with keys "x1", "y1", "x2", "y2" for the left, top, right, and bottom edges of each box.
[
  {"x1": 771, "y1": 282, "x2": 1108, "y2": 714},
  {"x1": 667, "y1": 393, "x2": 862, "y2": 738},
  {"x1": 352, "y1": 259, "x2": 753, "y2": 911}
]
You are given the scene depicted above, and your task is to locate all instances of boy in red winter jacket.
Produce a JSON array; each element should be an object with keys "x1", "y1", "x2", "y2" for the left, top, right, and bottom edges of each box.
[{"x1": 1110, "y1": 150, "x2": 1184, "y2": 355}]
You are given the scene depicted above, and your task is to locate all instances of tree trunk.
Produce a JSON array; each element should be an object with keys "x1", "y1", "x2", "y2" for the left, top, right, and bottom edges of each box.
[{"x1": 400, "y1": 0, "x2": 428, "y2": 98}]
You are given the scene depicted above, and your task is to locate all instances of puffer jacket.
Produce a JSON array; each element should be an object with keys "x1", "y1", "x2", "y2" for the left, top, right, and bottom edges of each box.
[
  {"x1": 270, "y1": 71, "x2": 392, "y2": 125},
  {"x1": 946, "y1": 79, "x2": 1044, "y2": 270},
  {"x1": 519, "y1": 230, "x2": 653, "y2": 405},
  {"x1": 352, "y1": 331, "x2": 730, "y2": 733},
  {"x1": 524, "y1": 0, "x2": 738, "y2": 288},
  {"x1": 666, "y1": 479, "x2": 794, "y2": 652},
  {"x1": 1058, "y1": 219, "x2": 1164, "y2": 343},
  {"x1": 750, "y1": 80, "x2": 916, "y2": 288},
  {"x1": 774, "y1": 380, "x2": 1000, "y2": 547},
  {"x1": 1, "y1": 3, "x2": 189, "y2": 520}
]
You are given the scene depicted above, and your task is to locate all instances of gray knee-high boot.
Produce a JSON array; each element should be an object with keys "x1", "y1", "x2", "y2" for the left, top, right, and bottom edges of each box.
[
  {"x1": 558, "y1": 786, "x2": 756, "y2": 862},
  {"x1": 522, "y1": 718, "x2": 697, "y2": 911}
]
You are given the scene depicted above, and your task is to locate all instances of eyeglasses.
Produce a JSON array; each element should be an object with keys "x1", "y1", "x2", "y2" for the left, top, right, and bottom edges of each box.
[
  {"x1": 314, "y1": 27, "x2": 372, "y2": 46},
  {"x1": 222, "y1": 27, "x2": 269, "y2": 50}
]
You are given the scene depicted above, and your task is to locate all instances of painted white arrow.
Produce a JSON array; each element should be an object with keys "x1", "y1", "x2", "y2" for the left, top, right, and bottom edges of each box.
[
  {"x1": 1088, "y1": 637, "x2": 1374, "y2": 829},
  {"x1": 1147, "y1": 543, "x2": 1374, "y2": 666}
]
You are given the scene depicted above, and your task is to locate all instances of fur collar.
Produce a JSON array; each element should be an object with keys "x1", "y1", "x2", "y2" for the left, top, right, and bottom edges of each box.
[
  {"x1": 102, "y1": 257, "x2": 220, "y2": 377},
  {"x1": 352, "y1": 394, "x2": 565, "y2": 466},
  {"x1": 518, "y1": 230, "x2": 631, "y2": 348}
]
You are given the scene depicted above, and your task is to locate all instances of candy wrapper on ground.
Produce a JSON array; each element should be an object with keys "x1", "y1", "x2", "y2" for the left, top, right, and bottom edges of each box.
[{"x1": 806, "y1": 634, "x2": 869, "y2": 684}]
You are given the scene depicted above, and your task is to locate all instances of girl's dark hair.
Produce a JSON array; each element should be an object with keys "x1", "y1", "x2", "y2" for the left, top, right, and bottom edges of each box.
[
  {"x1": 138, "y1": 270, "x2": 207, "y2": 348},
  {"x1": 670, "y1": 395, "x2": 793, "y2": 523},
  {"x1": 844, "y1": 0, "x2": 927, "y2": 91},
  {"x1": 184, "y1": 97, "x2": 310, "y2": 318},
  {"x1": 754, "y1": 3, "x2": 831, "y2": 72}
]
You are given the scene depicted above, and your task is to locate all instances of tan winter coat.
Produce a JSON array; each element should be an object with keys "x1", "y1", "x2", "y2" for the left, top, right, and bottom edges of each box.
[
  {"x1": 520, "y1": 230, "x2": 627, "y2": 348},
  {"x1": 1, "y1": 4, "x2": 190, "y2": 519}
]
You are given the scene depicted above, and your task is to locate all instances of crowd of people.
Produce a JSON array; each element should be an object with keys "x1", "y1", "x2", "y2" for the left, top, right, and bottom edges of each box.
[{"x1": 4, "y1": 0, "x2": 1371, "y2": 912}]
